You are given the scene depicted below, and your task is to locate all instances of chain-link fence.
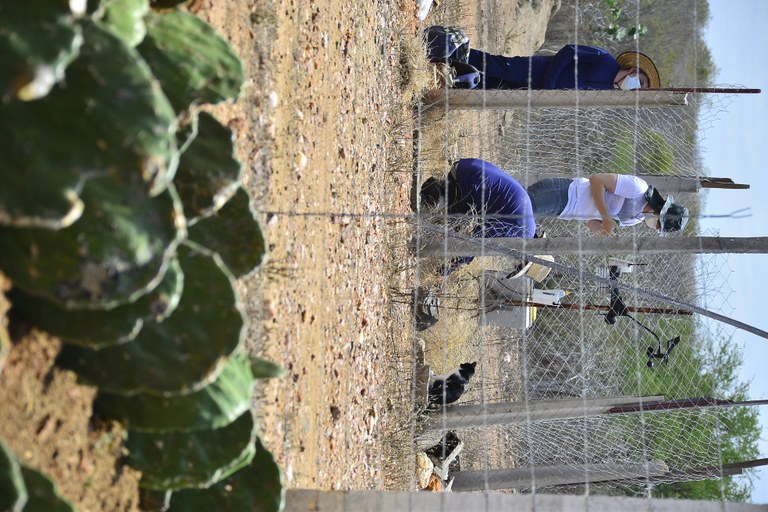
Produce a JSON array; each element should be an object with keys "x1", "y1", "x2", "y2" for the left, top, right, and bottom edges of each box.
[{"x1": 408, "y1": 1, "x2": 762, "y2": 500}]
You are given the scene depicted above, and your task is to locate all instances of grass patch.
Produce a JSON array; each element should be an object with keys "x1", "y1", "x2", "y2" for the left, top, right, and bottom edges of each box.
[{"x1": 598, "y1": 128, "x2": 676, "y2": 175}]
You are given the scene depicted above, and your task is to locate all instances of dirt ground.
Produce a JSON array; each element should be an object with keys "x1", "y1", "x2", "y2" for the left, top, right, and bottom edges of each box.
[
  {"x1": 0, "y1": 0, "x2": 560, "y2": 508},
  {"x1": 193, "y1": 0, "x2": 420, "y2": 492}
]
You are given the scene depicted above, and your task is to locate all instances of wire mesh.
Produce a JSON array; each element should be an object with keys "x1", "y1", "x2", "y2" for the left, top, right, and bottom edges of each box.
[{"x1": 408, "y1": 0, "x2": 762, "y2": 502}]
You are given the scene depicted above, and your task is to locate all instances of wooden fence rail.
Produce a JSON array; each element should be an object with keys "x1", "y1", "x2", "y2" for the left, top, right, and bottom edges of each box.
[{"x1": 285, "y1": 490, "x2": 768, "y2": 512}]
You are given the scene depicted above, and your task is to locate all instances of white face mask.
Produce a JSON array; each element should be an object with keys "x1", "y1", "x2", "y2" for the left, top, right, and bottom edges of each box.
[{"x1": 619, "y1": 74, "x2": 642, "y2": 90}]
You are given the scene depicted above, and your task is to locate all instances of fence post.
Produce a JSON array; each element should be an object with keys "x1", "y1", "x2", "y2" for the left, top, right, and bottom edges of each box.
[
  {"x1": 451, "y1": 461, "x2": 670, "y2": 492},
  {"x1": 600, "y1": 457, "x2": 768, "y2": 487},
  {"x1": 521, "y1": 173, "x2": 749, "y2": 193},
  {"x1": 422, "y1": 89, "x2": 689, "y2": 110},
  {"x1": 421, "y1": 396, "x2": 664, "y2": 433},
  {"x1": 419, "y1": 235, "x2": 768, "y2": 257},
  {"x1": 284, "y1": 489, "x2": 768, "y2": 511}
]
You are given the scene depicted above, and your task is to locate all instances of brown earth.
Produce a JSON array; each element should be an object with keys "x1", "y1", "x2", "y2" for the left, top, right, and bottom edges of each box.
[
  {"x1": 0, "y1": 0, "x2": 559, "y2": 508},
  {"x1": 194, "y1": 0, "x2": 420, "y2": 491}
]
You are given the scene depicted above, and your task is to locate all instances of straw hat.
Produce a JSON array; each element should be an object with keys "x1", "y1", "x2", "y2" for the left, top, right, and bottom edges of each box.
[{"x1": 615, "y1": 51, "x2": 661, "y2": 88}]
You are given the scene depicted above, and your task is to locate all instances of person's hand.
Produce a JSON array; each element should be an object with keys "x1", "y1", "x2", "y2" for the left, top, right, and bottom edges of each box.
[
  {"x1": 586, "y1": 217, "x2": 617, "y2": 236},
  {"x1": 598, "y1": 216, "x2": 615, "y2": 237}
]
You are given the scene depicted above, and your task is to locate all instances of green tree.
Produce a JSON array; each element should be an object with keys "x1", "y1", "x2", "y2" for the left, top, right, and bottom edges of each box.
[
  {"x1": 620, "y1": 324, "x2": 760, "y2": 501},
  {"x1": 593, "y1": 0, "x2": 649, "y2": 42}
]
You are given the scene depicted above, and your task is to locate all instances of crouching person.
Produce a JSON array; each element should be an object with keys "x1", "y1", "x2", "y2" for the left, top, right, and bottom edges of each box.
[{"x1": 420, "y1": 158, "x2": 537, "y2": 274}]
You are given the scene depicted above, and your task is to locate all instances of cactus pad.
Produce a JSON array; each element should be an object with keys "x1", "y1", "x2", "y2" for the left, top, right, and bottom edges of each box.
[
  {"x1": 0, "y1": 175, "x2": 185, "y2": 310},
  {"x1": 94, "y1": 353, "x2": 254, "y2": 432},
  {"x1": 0, "y1": 1, "x2": 83, "y2": 101},
  {"x1": 0, "y1": 440, "x2": 27, "y2": 512},
  {"x1": 56, "y1": 243, "x2": 246, "y2": 395},
  {"x1": 249, "y1": 357, "x2": 285, "y2": 379},
  {"x1": 8, "y1": 258, "x2": 184, "y2": 349},
  {"x1": 19, "y1": 466, "x2": 75, "y2": 512},
  {"x1": 188, "y1": 188, "x2": 267, "y2": 278},
  {"x1": 0, "y1": 96, "x2": 85, "y2": 228},
  {"x1": 127, "y1": 410, "x2": 256, "y2": 490},
  {"x1": 167, "y1": 438, "x2": 284, "y2": 512},
  {"x1": 137, "y1": 10, "x2": 245, "y2": 112},
  {"x1": 95, "y1": 0, "x2": 150, "y2": 47},
  {"x1": 174, "y1": 112, "x2": 241, "y2": 220},
  {"x1": 0, "y1": 20, "x2": 178, "y2": 228}
]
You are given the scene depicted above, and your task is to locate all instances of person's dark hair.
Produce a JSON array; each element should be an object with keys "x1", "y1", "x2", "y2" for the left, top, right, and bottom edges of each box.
[{"x1": 420, "y1": 177, "x2": 446, "y2": 209}]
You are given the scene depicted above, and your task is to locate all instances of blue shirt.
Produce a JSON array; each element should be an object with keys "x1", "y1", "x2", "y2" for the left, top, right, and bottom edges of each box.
[
  {"x1": 441, "y1": 159, "x2": 536, "y2": 274},
  {"x1": 468, "y1": 45, "x2": 620, "y2": 90},
  {"x1": 450, "y1": 158, "x2": 537, "y2": 238}
]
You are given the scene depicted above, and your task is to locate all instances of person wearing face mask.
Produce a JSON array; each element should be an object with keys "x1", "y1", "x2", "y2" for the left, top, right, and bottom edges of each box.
[
  {"x1": 458, "y1": 41, "x2": 659, "y2": 90},
  {"x1": 421, "y1": 163, "x2": 687, "y2": 238},
  {"x1": 526, "y1": 173, "x2": 688, "y2": 236},
  {"x1": 418, "y1": 162, "x2": 686, "y2": 274}
]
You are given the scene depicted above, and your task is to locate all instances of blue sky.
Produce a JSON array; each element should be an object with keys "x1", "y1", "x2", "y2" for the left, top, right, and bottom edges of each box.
[{"x1": 699, "y1": 0, "x2": 768, "y2": 503}]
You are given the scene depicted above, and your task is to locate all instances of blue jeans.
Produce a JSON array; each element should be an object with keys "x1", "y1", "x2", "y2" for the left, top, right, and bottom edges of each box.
[{"x1": 526, "y1": 178, "x2": 571, "y2": 216}]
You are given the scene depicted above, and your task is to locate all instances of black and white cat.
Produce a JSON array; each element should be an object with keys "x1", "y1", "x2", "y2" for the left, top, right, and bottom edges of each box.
[{"x1": 428, "y1": 362, "x2": 477, "y2": 407}]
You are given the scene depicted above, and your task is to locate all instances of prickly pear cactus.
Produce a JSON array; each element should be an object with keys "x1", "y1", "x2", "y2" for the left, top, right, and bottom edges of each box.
[
  {"x1": 167, "y1": 438, "x2": 284, "y2": 512},
  {"x1": 8, "y1": 258, "x2": 184, "y2": 349},
  {"x1": 19, "y1": 466, "x2": 75, "y2": 512},
  {"x1": 0, "y1": 175, "x2": 185, "y2": 310},
  {"x1": 94, "y1": 0, "x2": 150, "y2": 47},
  {"x1": 126, "y1": 410, "x2": 256, "y2": 490},
  {"x1": 188, "y1": 188, "x2": 267, "y2": 278},
  {"x1": 137, "y1": 10, "x2": 245, "y2": 112},
  {"x1": 0, "y1": 19, "x2": 178, "y2": 228},
  {"x1": 94, "y1": 353, "x2": 254, "y2": 432},
  {"x1": 0, "y1": 440, "x2": 27, "y2": 512},
  {"x1": 249, "y1": 357, "x2": 285, "y2": 379},
  {"x1": 56, "y1": 243, "x2": 245, "y2": 395},
  {"x1": 0, "y1": 94, "x2": 86, "y2": 227},
  {"x1": 174, "y1": 112, "x2": 241, "y2": 221},
  {"x1": 0, "y1": 1, "x2": 83, "y2": 101}
]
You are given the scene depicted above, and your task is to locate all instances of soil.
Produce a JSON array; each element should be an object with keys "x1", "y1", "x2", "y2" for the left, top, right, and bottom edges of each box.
[
  {"x1": 193, "y1": 0, "x2": 418, "y2": 491},
  {"x1": 0, "y1": 0, "x2": 559, "y2": 509}
]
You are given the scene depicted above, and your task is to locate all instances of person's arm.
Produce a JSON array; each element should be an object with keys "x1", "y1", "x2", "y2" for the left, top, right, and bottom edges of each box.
[
  {"x1": 586, "y1": 219, "x2": 604, "y2": 234},
  {"x1": 543, "y1": 45, "x2": 616, "y2": 89},
  {"x1": 588, "y1": 173, "x2": 618, "y2": 236}
]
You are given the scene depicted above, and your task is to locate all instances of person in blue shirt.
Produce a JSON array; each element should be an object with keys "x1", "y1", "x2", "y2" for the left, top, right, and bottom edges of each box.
[
  {"x1": 424, "y1": 26, "x2": 661, "y2": 90},
  {"x1": 420, "y1": 158, "x2": 537, "y2": 273},
  {"x1": 420, "y1": 158, "x2": 537, "y2": 239},
  {"x1": 467, "y1": 44, "x2": 661, "y2": 90}
]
